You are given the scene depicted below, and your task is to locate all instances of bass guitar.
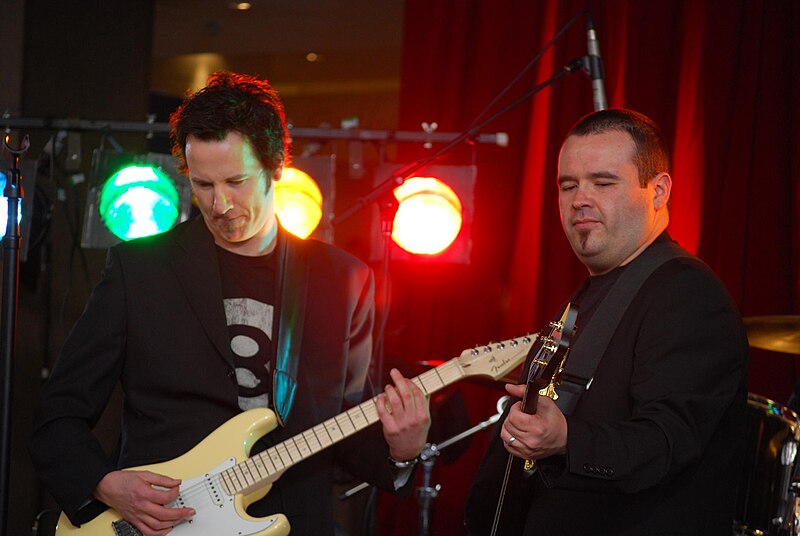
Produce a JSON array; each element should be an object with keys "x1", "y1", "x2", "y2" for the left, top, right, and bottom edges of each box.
[
  {"x1": 490, "y1": 303, "x2": 578, "y2": 535},
  {"x1": 56, "y1": 334, "x2": 539, "y2": 536}
]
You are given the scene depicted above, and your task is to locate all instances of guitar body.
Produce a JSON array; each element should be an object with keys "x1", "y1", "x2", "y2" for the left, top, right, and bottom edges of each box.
[
  {"x1": 53, "y1": 334, "x2": 537, "y2": 536},
  {"x1": 55, "y1": 408, "x2": 290, "y2": 536}
]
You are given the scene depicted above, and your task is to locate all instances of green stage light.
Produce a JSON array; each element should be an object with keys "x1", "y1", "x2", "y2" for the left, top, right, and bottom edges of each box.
[{"x1": 98, "y1": 164, "x2": 180, "y2": 241}]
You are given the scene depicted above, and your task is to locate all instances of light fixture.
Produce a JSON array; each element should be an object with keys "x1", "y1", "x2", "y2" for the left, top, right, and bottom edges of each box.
[
  {"x1": 370, "y1": 164, "x2": 476, "y2": 263},
  {"x1": 0, "y1": 160, "x2": 38, "y2": 261},
  {"x1": 275, "y1": 155, "x2": 335, "y2": 242},
  {"x1": 274, "y1": 167, "x2": 323, "y2": 239},
  {"x1": 98, "y1": 164, "x2": 180, "y2": 241},
  {"x1": 82, "y1": 151, "x2": 192, "y2": 248},
  {"x1": 391, "y1": 176, "x2": 463, "y2": 255},
  {"x1": 0, "y1": 172, "x2": 23, "y2": 236}
]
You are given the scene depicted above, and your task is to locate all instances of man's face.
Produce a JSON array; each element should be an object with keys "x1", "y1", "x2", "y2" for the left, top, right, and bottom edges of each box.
[
  {"x1": 557, "y1": 130, "x2": 669, "y2": 275},
  {"x1": 185, "y1": 131, "x2": 280, "y2": 255}
]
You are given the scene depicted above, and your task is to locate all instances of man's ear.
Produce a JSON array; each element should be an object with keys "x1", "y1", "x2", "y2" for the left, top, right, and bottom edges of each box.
[
  {"x1": 272, "y1": 162, "x2": 283, "y2": 182},
  {"x1": 652, "y1": 172, "x2": 672, "y2": 210}
]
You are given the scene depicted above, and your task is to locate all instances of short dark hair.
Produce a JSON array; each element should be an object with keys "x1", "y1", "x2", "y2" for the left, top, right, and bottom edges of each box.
[
  {"x1": 567, "y1": 109, "x2": 670, "y2": 186},
  {"x1": 169, "y1": 71, "x2": 290, "y2": 175}
]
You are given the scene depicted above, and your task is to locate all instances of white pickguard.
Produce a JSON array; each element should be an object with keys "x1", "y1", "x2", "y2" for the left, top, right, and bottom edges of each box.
[{"x1": 116, "y1": 458, "x2": 281, "y2": 536}]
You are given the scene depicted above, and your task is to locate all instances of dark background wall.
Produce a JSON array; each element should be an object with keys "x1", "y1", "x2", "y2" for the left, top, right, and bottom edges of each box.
[{"x1": 6, "y1": 2, "x2": 154, "y2": 534}]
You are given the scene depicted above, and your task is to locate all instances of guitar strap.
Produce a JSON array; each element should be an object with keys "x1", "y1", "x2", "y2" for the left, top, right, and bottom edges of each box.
[
  {"x1": 555, "y1": 237, "x2": 692, "y2": 416},
  {"x1": 272, "y1": 231, "x2": 310, "y2": 427}
]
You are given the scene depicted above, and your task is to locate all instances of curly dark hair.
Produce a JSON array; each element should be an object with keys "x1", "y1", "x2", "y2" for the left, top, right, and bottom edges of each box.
[
  {"x1": 169, "y1": 71, "x2": 290, "y2": 175},
  {"x1": 568, "y1": 109, "x2": 671, "y2": 187}
]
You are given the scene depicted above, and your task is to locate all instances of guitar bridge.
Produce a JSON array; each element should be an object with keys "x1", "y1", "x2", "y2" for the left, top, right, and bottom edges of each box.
[{"x1": 112, "y1": 520, "x2": 143, "y2": 536}]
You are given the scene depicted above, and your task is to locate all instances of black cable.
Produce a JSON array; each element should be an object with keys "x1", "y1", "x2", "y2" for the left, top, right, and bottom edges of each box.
[{"x1": 466, "y1": 9, "x2": 587, "y2": 130}]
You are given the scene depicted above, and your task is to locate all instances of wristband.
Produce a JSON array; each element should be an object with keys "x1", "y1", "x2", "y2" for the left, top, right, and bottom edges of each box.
[{"x1": 388, "y1": 455, "x2": 419, "y2": 469}]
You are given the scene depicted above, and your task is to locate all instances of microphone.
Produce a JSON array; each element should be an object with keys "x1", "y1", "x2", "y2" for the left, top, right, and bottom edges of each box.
[{"x1": 585, "y1": 13, "x2": 608, "y2": 111}]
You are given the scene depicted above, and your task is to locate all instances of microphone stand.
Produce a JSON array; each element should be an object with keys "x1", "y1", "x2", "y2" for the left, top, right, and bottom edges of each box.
[
  {"x1": 338, "y1": 396, "x2": 509, "y2": 536},
  {"x1": 1, "y1": 134, "x2": 29, "y2": 536},
  {"x1": 415, "y1": 395, "x2": 509, "y2": 536}
]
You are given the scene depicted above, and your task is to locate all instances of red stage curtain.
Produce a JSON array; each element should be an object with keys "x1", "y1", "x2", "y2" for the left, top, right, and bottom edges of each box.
[{"x1": 377, "y1": 1, "x2": 799, "y2": 534}]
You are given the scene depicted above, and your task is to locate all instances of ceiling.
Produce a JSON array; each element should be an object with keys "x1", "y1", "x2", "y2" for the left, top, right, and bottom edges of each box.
[{"x1": 150, "y1": 0, "x2": 405, "y2": 130}]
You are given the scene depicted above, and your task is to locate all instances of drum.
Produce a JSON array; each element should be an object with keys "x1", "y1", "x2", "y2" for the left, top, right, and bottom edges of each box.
[{"x1": 734, "y1": 394, "x2": 800, "y2": 535}]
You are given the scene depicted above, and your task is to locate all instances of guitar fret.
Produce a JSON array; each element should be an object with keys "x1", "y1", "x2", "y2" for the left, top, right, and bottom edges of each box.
[
  {"x1": 442, "y1": 361, "x2": 463, "y2": 384},
  {"x1": 303, "y1": 429, "x2": 322, "y2": 453},
  {"x1": 358, "y1": 403, "x2": 373, "y2": 423},
  {"x1": 413, "y1": 376, "x2": 430, "y2": 395},
  {"x1": 248, "y1": 456, "x2": 265, "y2": 481},
  {"x1": 311, "y1": 424, "x2": 331, "y2": 449},
  {"x1": 421, "y1": 370, "x2": 446, "y2": 393},
  {"x1": 349, "y1": 405, "x2": 369, "y2": 429},
  {"x1": 363, "y1": 400, "x2": 378, "y2": 422},
  {"x1": 219, "y1": 469, "x2": 235, "y2": 495},
  {"x1": 268, "y1": 449, "x2": 286, "y2": 471},
  {"x1": 241, "y1": 459, "x2": 258, "y2": 486},
  {"x1": 293, "y1": 435, "x2": 312, "y2": 459},
  {"x1": 335, "y1": 413, "x2": 356, "y2": 436},
  {"x1": 230, "y1": 466, "x2": 247, "y2": 492},
  {"x1": 431, "y1": 365, "x2": 448, "y2": 388},
  {"x1": 275, "y1": 442, "x2": 297, "y2": 464},
  {"x1": 325, "y1": 418, "x2": 344, "y2": 441},
  {"x1": 258, "y1": 450, "x2": 276, "y2": 474},
  {"x1": 252, "y1": 454, "x2": 268, "y2": 479}
]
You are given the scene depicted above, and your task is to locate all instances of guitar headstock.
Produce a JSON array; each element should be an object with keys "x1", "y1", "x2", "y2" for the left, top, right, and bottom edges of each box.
[
  {"x1": 456, "y1": 334, "x2": 538, "y2": 382},
  {"x1": 522, "y1": 303, "x2": 578, "y2": 414}
]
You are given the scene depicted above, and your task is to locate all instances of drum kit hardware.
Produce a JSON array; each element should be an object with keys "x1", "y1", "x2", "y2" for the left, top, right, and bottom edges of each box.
[
  {"x1": 734, "y1": 316, "x2": 800, "y2": 536},
  {"x1": 743, "y1": 316, "x2": 800, "y2": 355}
]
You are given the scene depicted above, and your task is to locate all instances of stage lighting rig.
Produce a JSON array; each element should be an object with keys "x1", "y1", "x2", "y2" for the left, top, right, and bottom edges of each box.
[
  {"x1": 275, "y1": 155, "x2": 335, "y2": 242},
  {"x1": 81, "y1": 151, "x2": 192, "y2": 248},
  {"x1": 370, "y1": 164, "x2": 476, "y2": 264}
]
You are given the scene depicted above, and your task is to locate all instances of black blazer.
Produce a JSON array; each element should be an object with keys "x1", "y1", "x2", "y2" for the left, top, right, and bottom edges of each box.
[
  {"x1": 30, "y1": 217, "x2": 397, "y2": 534},
  {"x1": 466, "y1": 247, "x2": 749, "y2": 535}
]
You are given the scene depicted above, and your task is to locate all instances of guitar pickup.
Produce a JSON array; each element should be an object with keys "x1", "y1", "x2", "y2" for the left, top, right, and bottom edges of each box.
[{"x1": 204, "y1": 472, "x2": 225, "y2": 507}]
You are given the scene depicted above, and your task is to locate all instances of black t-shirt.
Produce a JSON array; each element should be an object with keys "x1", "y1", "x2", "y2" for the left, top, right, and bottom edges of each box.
[
  {"x1": 570, "y1": 264, "x2": 626, "y2": 345},
  {"x1": 216, "y1": 246, "x2": 276, "y2": 411}
]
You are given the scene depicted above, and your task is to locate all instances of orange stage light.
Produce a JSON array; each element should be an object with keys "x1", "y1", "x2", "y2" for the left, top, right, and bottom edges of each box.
[{"x1": 274, "y1": 167, "x2": 323, "y2": 239}]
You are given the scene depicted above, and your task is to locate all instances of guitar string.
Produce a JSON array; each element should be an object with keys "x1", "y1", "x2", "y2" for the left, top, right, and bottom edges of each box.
[
  {"x1": 490, "y1": 339, "x2": 545, "y2": 536},
  {"x1": 119, "y1": 339, "x2": 530, "y2": 521},
  {"x1": 154, "y1": 359, "x2": 469, "y2": 510}
]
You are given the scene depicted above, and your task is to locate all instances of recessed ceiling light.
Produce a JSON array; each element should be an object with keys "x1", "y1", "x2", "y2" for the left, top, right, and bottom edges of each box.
[{"x1": 229, "y1": 2, "x2": 251, "y2": 10}]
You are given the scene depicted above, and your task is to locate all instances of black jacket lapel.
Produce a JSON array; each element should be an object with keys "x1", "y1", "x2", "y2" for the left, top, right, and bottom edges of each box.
[{"x1": 170, "y1": 218, "x2": 235, "y2": 368}]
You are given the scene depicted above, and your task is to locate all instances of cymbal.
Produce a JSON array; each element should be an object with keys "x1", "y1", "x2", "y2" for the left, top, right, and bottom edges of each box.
[{"x1": 743, "y1": 316, "x2": 800, "y2": 355}]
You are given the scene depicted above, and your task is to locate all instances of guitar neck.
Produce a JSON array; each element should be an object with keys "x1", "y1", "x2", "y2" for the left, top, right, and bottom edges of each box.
[{"x1": 219, "y1": 358, "x2": 467, "y2": 496}]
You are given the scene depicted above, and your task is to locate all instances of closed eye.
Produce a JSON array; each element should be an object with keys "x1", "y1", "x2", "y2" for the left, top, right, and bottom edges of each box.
[{"x1": 191, "y1": 180, "x2": 212, "y2": 189}]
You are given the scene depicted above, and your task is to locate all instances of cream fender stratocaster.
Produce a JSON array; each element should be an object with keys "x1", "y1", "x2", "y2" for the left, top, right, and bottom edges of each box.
[{"x1": 56, "y1": 334, "x2": 538, "y2": 536}]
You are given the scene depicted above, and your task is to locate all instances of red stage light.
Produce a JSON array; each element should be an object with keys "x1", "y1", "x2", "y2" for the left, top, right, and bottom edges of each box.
[{"x1": 392, "y1": 176, "x2": 463, "y2": 255}]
